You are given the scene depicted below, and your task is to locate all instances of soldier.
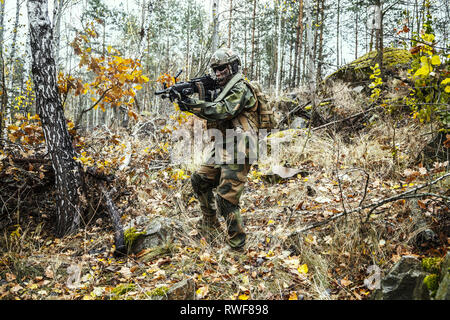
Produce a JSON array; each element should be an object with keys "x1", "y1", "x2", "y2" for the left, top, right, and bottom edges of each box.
[{"x1": 176, "y1": 48, "x2": 260, "y2": 250}]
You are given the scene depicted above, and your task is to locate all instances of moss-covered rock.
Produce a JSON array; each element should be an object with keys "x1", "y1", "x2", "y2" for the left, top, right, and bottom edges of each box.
[
  {"x1": 435, "y1": 253, "x2": 450, "y2": 300},
  {"x1": 422, "y1": 257, "x2": 442, "y2": 274},
  {"x1": 124, "y1": 227, "x2": 146, "y2": 252},
  {"x1": 325, "y1": 47, "x2": 413, "y2": 85},
  {"x1": 423, "y1": 274, "x2": 439, "y2": 297}
]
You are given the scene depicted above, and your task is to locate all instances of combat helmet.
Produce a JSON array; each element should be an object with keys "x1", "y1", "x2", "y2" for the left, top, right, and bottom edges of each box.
[{"x1": 210, "y1": 48, "x2": 241, "y2": 74}]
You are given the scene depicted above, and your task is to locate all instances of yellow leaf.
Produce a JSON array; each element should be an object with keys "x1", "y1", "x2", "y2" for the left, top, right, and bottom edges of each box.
[
  {"x1": 188, "y1": 196, "x2": 197, "y2": 204},
  {"x1": 238, "y1": 293, "x2": 249, "y2": 300},
  {"x1": 413, "y1": 64, "x2": 431, "y2": 77},
  {"x1": 288, "y1": 291, "x2": 298, "y2": 300},
  {"x1": 7, "y1": 125, "x2": 19, "y2": 131},
  {"x1": 196, "y1": 286, "x2": 208, "y2": 299},
  {"x1": 420, "y1": 56, "x2": 428, "y2": 64},
  {"x1": 431, "y1": 55, "x2": 441, "y2": 65},
  {"x1": 297, "y1": 264, "x2": 308, "y2": 274},
  {"x1": 445, "y1": 86, "x2": 450, "y2": 93},
  {"x1": 441, "y1": 78, "x2": 450, "y2": 85},
  {"x1": 421, "y1": 33, "x2": 435, "y2": 43},
  {"x1": 267, "y1": 220, "x2": 275, "y2": 225},
  {"x1": 141, "y1": 75, "x2": 150, "y2": 82}
]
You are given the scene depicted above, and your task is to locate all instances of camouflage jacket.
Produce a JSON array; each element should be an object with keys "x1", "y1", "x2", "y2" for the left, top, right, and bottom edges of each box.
[
  {"x1": 181, "y1": 73, "x2": 258, "y2": 135},
  {"x1": 181, "y1": 72, "x2": 259, "y2": 164}
]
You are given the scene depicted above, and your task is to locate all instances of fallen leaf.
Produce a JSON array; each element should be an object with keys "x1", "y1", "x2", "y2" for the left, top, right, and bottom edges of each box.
[
  {"x1": 340, "y1": 278, "x2": 352, "y2": 287},
  {"x1": 5, "y1": 273, "x2": 16, "y2": 282},
  {"x1": 10, "y1": 284, "x2": 23, "y2": 293},
  {"x1": 196, "y1": 286, "x2": 209, "y2": 299},
  {"x1": 45, "y1": 266, "x2": 54, "y2": 279},
  {"x1": 314, "y1": 196, "x2": 332, "y2": 204},
  {"x1": 288, "y1": 291, "x2": 298, "y2": 300},
  {"x1": 119, "y1": 266, "x2": 132, "y2": 279},
  {"x1": 228, "y1": 266, "x2": 239, "y2": 275},
  {"x1": 271, "y1": 165, "x2": 302, "y2": 179},
  {"x1": 238, "y1": 293, "x2": 249, "y2": 300},
  {"x1": 298, "y1": 264, "x2": 308, "y2": 274}
]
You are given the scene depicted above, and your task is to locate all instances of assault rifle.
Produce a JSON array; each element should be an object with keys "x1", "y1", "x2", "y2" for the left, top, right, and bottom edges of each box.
[{"x1": 154, "y1": 70, "x2": 217, "y2": 102}]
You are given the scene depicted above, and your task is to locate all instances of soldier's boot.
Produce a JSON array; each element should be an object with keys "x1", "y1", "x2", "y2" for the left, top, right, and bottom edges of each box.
[
  {"x1": 191, "y1": 173, "x2": 221, "y2": 232},
  {"x1": 216, "y1": 195, "x2": 246, "y2": 249}
]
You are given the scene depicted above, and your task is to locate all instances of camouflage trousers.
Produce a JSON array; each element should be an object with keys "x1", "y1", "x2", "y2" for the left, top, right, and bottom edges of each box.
[{"x1": 191, "y1": 162, "x2": 250, "y2": 249}]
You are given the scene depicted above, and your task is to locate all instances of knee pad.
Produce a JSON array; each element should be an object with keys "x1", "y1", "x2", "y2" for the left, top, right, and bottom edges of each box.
[{"x1": 191, "y1": 173, "x2": 215, "y2": 195}]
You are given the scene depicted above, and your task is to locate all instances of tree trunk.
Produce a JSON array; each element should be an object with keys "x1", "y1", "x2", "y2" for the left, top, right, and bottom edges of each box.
[
  {"x1": 52, "y1": 0, "x2": 64, "y2": 67},
  {"x1": 304, "y1": 0, "x2": 316, "y2": 95},
  {"x1": 211, "y1": 0, "x2": 220, "y2": 53},
  {"x1": 228, "y1": 0, "x2": 233, "y2": 48},
  {"x1": 336, "y1": 0, "x2": 340, "y2": 66},
  {"x1": 374, "y1": 0, "x2": 383, "y2": 73},
  {"x1": 293, "y1": 0, "x2": 303, "y2": 87},
  {"x1": 27, "y1": 0, "x2": 83, "y2": 237},
  {"x1": 355, "y1": 8, "x2": 358, "y2": 59},
  {"x1": 275, "y1": 2, "x2": 282, "y2": 97},
  {"x1": 250, "y1": 0, "x2": 257, "y2": 80},
  {"x1": 0, "y1": 0, "x2": 6, "y2": 142},
  {"x1": 316, "y1": 0, "x2": 325, "y2": 84},
  {"x1": 186, "y1": 1, "x2": 191, "y2": 79}
]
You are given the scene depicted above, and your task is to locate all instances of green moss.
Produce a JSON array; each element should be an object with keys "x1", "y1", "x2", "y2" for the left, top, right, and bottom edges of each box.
[
  {"x1": 112, "y1": 283, "x2": 136, "y2": 296},
  {"x1": 348, "y1": 47, "x2": 412, "y2": 70},
  {"x1": 422, "y1": 257, "x2": 442, "y2": 274},
  {"x1": 423, "y1": 274, "x2": 439, "y2": 297},
  {"x1": 124, "y1": 227, "x2": 146, "y2": 249},
  {"x1": 325, "y1": 48, "x2": 413, "y2": 84},
  {"x1": 139, "y1": 241, "x2": 174, "y2": 263},
  {"x1": 147, "y1": 286, "x2": 169, "y2": 297}
]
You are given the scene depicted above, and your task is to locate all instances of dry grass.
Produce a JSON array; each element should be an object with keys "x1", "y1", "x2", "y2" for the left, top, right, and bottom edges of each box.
[{"x1": 1, "y1": 91, "x2": 445, "y2": 300}]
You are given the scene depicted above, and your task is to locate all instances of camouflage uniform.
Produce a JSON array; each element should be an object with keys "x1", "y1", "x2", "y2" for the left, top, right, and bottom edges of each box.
[{"x1": 179, "y1": 48, "x2": 259, "y2": 249}]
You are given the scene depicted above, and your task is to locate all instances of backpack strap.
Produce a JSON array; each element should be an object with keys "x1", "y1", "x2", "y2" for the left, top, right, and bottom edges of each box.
[{"x1": 213, "y1": 73, "x2": 244, "y2": 103}]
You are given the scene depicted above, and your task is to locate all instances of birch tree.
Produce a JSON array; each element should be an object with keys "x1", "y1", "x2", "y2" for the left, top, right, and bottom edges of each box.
[
  {"x1": 0, "y1": 0, "x2": 6, "y2": 141},
  {"x1": 27, "y1": 0, "x2": 83, "y2": 237}
]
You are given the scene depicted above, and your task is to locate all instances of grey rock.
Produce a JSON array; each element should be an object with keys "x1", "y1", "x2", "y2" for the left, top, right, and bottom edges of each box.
[
  {"x1": 129, "y1": 216, "x2": 182, "y2": 254},
  {"x1": 166, "y1": 278, "x2": 195, "y2": 300},
  {"x1": 435, "y1": 253, "x2": 450, "y2": 300},
  {"x1": 373, "y1": 256, "x2": 429, "y2": 300},
  {"x1": 151, "y1": 279, "x2": 195, "y2": 300},
  {"x1": 290, "y1": 116, "x2": 308, "y2": 129}
]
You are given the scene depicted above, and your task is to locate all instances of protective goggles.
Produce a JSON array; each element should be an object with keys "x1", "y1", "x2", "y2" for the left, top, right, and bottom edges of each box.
[{"x1": 212, "y1": 64, "x2": 228, "y2": 72}]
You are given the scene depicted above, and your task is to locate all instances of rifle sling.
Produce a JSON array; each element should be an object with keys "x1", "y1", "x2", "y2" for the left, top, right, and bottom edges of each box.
[{"x1": 213, "y1": 73, "x2": 243, "y2": 103}]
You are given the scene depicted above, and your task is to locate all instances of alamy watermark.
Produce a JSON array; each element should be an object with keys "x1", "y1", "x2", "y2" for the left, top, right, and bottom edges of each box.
[{"x1": 364, "y1": 264, "x2": 381, "y2": 290}]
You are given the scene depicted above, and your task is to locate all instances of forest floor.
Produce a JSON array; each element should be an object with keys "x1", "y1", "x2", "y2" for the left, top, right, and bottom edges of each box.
[{"x1": 0, "y1": 82, "x2": 449, "y2": 301}]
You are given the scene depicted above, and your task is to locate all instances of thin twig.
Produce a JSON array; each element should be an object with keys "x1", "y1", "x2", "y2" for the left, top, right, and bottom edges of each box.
[
  {"x1": 296, "y1": 172, "x2": 450, "y2": 233},
  {"x1": 75, "y1": 87, "x2": 112, "y2": 127}
]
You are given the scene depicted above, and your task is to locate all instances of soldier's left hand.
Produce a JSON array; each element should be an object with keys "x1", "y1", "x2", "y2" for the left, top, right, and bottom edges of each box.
[{"x1": 169, "y1": 87, "x2": 182, "y2": 102}]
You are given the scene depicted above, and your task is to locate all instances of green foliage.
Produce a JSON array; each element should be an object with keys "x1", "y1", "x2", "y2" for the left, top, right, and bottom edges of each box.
[
  {"x1": 369, "y1": 63, "x2": 383, "y2": 102},
  {"x1": 422, "y1": 257, "x2": 442, "y2": 274},
  {"x1": 423, "y1": 274, "x2": 439, "y2": 297},
  {"x1": 404, "y1": 1, "x2": 450, "y2": 130}
]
